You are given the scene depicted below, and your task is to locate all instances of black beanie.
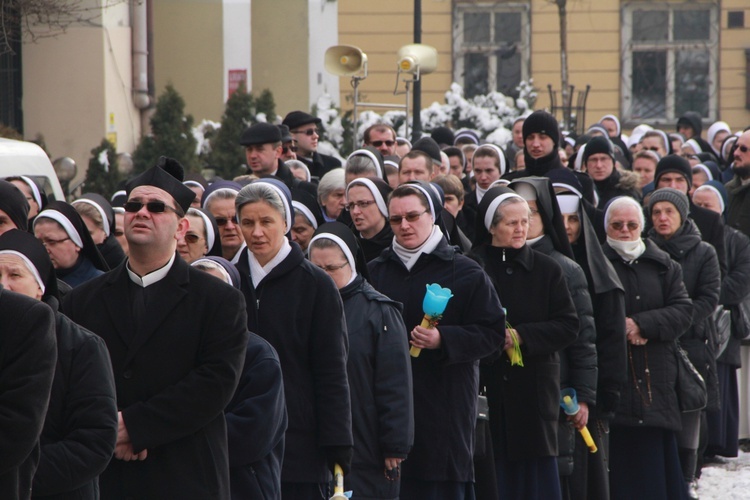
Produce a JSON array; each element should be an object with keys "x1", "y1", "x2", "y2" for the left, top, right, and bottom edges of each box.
[
  {"x1": 522, "y1": 110, "x2": 560, "y2": 149},
  {"x1": 0, "y1": 180, "x2": 30, "y2": 231},
  {"x1": 411, "y1": 137, "x2": 442, "y2": 165},
  {"x1": 582, "y1": 136, "x2": 615, "y2": 164},
  {"x1": 654, "y1": 154, "x2": 692, "y2": 188},
  {"x1": 431, "y1": 126, "x2": 455, "y2": 147}
]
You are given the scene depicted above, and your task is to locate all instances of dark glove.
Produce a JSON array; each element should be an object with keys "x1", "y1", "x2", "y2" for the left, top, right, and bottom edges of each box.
[
  {"x1": 598, "y1": 389, "x2": 620, "y2": 419},
  {"x1": 325, "y1": 446, "x2": 353, "y2": 476}
]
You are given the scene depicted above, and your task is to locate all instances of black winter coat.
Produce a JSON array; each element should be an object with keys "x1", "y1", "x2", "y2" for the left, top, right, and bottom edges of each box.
[
  {"x1": 532, "y1": 236, "x2": 597, "y2": 405},
  {"x1": 717, "y1": 226, "x2": 750, "y2": 367},
  {"x1": 649, "y1": 219, "x2": 721, "y2": 410},
  {"x1": 367, "y1": 237, "x2": 505, "y2": 482},
  {"x1": 0, "y1": 288, "x2": 56, "y2": 500},
  {"x1": 32, "y1": 312, "x2": 117, "y2": 500},
  {"x1": 62, "y1": 256, "x2": 249, "y2": 500},
  {"x1": 593, "y1": 169, "x2": 641, "y2": 209},
  {"x1": 603, "y1": 240, "x2": 693, "y2": 431},
  {"x1": 235, "y1": 243, "x2": 353, "y2": 483},
  {"x1": 726, "y1": 176, "x2": 750, "y2": 238},
  {"x1": 226, "y1": 333, "x2": 286, "y2": 500},
  {"x1": 297, "y1": 152, "x2": 341, "y2": 179},
  {"x1": 340, "y1": 276, "x2": 413, "y2": 500},
  {"x1": 473, "y1": 244, "x2": 579, "y2": 460},
  {"x1": 97, "y1": 235, "x2": 126, "y2": 270}
]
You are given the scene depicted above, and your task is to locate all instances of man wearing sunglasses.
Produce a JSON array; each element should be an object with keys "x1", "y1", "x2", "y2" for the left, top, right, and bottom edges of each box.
[
  {"x1": 363, "y1": 123, "x2": 398, "y2": 157},
  {"x1": 726, "y1": 130, "x2": 750, "y2": 237},
  {"x1": 282, "y1": 111, "x2": 341, "y2": 179},
  {"x1": 239, "y1": 122, "x2": 318, "y2": 199},
  {"x1": 62, "y1": 157, "x2": 249, "y2": 499}
]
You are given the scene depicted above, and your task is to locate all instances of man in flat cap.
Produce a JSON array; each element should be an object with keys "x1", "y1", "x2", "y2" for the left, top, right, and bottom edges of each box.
[
  {"x1": 63, "y1": 157, "x2": 249, "y2": 499},
  {"x1": 239, "y1": 122, "x2": 318, "y2": 198},
  {"x1": 282, "y1": 111, "x2": 341, "y2": 178}
]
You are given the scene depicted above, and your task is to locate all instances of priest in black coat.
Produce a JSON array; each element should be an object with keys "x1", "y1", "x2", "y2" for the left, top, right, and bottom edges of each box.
[{"x1": 62, "y1": 158, "x2": 249, "y2": 500}]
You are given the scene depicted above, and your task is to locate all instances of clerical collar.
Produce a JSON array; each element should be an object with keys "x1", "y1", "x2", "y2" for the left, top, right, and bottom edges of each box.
[{"x1": 127, "y1": 253, "x2": 176, "y2": 288}]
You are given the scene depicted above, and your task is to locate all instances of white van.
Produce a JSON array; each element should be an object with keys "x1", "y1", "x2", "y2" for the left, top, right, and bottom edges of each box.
[{"x1": 0, "y1": 138, "x2": 65, "y2": 201}]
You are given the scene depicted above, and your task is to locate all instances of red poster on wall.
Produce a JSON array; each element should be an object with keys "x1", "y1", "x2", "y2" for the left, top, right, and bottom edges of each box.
[{"x1": 228, "y1": 70, "x2": 248, "y2": 97}]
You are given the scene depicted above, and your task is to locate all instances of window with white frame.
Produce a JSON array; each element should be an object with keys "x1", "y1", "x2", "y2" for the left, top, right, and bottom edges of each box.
[
  {"x1": 621, "y1": 2, "x2": 718, "y2": 123},
  {"x1": 454, "y1": 2, "x2": 530, "y2": 99}
]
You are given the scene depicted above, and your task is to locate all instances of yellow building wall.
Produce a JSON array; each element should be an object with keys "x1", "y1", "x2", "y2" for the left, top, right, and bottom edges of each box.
[
  {"x1": 252, "y1": 0, "x2": 310, "y2": 115},
  {"x1": 152, "y1": 0, "x2": 225, "y2": 123},
  {"x1": 530, "y1": 0, "x2": 621, "y2": 128},
  {"x1": 719, "y1": 1, "x2": 750, "y2": 131},
  {"x1": 338, "y1": 0, "x2": 452, "y2": 113},
  {"x1": 339, "y1": 0, "x2": 750, "y2": 134},
  {"x1": 23, "y1": 28, "x2": 108, "y2": 187}
]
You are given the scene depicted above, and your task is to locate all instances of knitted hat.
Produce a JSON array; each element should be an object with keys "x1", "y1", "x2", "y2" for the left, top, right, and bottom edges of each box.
[
  {"x1": 431, "y1": 126, "x2": 455, "y2": 147},
  {"x1": 522, "y1": 110, "x2": 560, "y2": 149},
  {"x1": 411, "y1": 137, "x2": 443, "y2": 165},
  {"x1": 649, "y1": 188, "x2": 689, "y2": 224},
  {"x1": 654, "y1": 154, "x2": 692, "y2": 188},
  {"x1": 582, "y1": 136, "x2": 615, "y2": 164}
]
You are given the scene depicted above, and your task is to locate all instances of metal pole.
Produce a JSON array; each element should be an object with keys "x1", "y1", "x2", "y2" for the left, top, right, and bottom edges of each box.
[
  {"x1": 411, "y1": 0, "x2": 422, "y2": 143},
  {"x1": 352, "y1": 78, "x2": 360, "y2": 152}
]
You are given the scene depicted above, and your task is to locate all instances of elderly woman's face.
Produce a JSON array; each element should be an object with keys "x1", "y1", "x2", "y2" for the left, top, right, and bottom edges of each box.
[
  {"x1": 309, "y1": 245, "x2": 352, "y2": 290},
  {"x1": 34, "y1": 219, "x2": 80, "y2": 270},
  {"x1": 0, "y1": 253, "x2": 43, "y2": 300},
  {"x1": 291, "y1": 213, "x2": 315, "y2": 251},
  {"x1": 490, "y1": 201, "x2": 529, "y2": 249},
  {"x1": 606, "y1": 205, "x2": 642, "y2": 242},
  {"x1": 388, "y1": 194, "x2": 434, "y2": 250},
  {"x1": 651, "y1": 201, "x2": 682, "y2": 240},
  {"x1": 80, "y1": 214, "x2": 106, "y2": 245},
  {"x1": 322, "y1": 188, "x2": 346, "y2": 219},
  {"x1": 177, "y1": 214, "x2": 208, "y2": 264},
  {"x1": 692, "y1": 189, "x2": 722, "y2": 215},
  {"x1": 239, "y1": 201, "x2": 287, "y2": 266},
  {"x1": 10, "y1": 180, "x2": 39, "y2": 218}
]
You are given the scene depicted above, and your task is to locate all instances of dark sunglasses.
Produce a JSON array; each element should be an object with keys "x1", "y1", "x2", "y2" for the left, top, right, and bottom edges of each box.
[
  {"x1": 609, "y1": 221, "x2": 640, "y2": 231},
  {"x1": 371, "y1": 140, "x2": 395, "y2": 147},
  {"x1": 184, "y1": 233, "x2": 203, "y2": 244},
  {"x1": 388, "y1": 210, "x2": 427, "y2": 226},
  {"x1": 293, "y1": 128, "x2": 318, "y2": 136},
  {"x1": 282, "y1": 145, "x2": 299, "y2": 154},
  {"x1": 124, "y1": 201, "x2": 178, "y2": 214},
  {"x1": 737, "y1": 145, "x2": 749, "y2": 153},
  {"x1": 215, "y1": 215, "x2": 238, "y2": 226}
]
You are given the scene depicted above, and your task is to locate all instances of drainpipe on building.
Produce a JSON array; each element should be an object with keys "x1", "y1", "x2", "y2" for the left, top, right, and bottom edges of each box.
[{"x1": 132, "y1": 0, "x2": 153, "y2": 135}]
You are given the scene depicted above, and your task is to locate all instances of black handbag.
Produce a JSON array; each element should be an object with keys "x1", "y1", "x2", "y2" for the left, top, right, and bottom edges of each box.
[{"x1": 674, "y1": 343, "x2": 707, "y2": 412}]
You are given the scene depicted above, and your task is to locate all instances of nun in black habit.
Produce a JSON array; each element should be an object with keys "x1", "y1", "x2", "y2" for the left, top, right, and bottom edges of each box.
[
  {"x1": 507, "y1": 177, "x2": 599, "y2": 498},
  {"x1": 0, "y1": 179, "x2": 30, "y2": 232},
  {"x1": 309, "y1": 222, "x2": 413, "y2": 500},
  {"x1": 33, "y1": 201, "x2": 109, "y2": 288},
  {"x1": 344, "y1": 177, "x2": 394, "y2": 262},
  {"x1": 555, "y1": 185, "x2": 627, "y2": 500},
  {"x1": 234, "y1": 178, "x2": 352, "y2": 499},
  {"x1": 0, "y1": 229, "x2": 118, "y2": 500},
  {"x1": 72, "y1": 193, "x2": 127, "y2": 269},
  {"x1": 367, "y1": 180, "x2": 505, "y2": 499},
  {"x1": 471, "y1": 186, "x2": 578, "y2": 500}
]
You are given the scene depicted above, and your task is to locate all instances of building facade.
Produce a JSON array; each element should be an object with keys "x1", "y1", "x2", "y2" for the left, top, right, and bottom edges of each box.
[{"x1": 338, "y1": 0, "x2": 750, "y2": 133}]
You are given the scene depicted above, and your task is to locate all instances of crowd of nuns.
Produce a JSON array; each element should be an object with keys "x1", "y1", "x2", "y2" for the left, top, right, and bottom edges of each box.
[{"x1": 1, "y1": 107, "x2": 749, "y2": 500}]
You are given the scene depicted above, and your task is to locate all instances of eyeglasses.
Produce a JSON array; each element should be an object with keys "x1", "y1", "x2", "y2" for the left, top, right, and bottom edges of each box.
[
  {"x1": 292, "y1": 128, "x2": 318, "y2": 136},
  {"x1": 388, "y1": 210, "x2": 428, "y2": 226},
  {"x1": 282, "y1": 145, "x2": 298, "y2": 154},
  {"x1": 371, "y1": 140, "x2": 395, "y2": 147},
  {"x1": 40, "y1": 236, "x2": 71, "y2": 248},
  {"x1": 316, "y1": 261, "x2": 350, "y2": 273},
  {"x1": 215, "y1": 215, "x2": 238, "y2": 226},
  {"x1": 609, "y1": 221, "x2": 640, "y2": 231},
  {"x1": 184, "y1": 233, "x2": 203, "y2": 244},
  {"x1": 345, "y1": 200, "x2": 377, "y2": 211},
  {"x1": 737, "y1": 145, "x2": 750, "y2": 153},
  {"x1": 124, "y1": 201, "x2": 179, "y2": 214}
]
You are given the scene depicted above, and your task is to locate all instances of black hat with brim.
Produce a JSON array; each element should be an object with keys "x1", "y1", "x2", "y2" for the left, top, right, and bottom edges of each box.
[{"x1": 282, "y1": 111, "x2": 322, "y2": 131}]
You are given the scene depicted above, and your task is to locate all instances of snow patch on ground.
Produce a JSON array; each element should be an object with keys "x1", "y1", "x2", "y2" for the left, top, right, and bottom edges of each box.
[{"x1": 697, "y1": 451, "x2": 750, "y2": 499}]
